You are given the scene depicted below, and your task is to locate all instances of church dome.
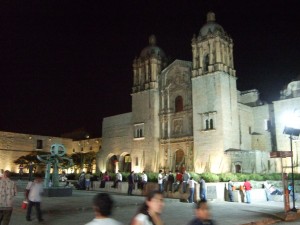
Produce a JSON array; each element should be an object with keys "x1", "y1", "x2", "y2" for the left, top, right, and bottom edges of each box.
[
  {"x1": 140, "y1": 35, "x2": 166, "y2": 59},
  {"x1": 199, "y1": 12, "x2": 225, "y2": 37}
]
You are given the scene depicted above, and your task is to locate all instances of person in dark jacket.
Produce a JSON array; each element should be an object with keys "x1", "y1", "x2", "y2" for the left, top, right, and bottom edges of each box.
[
  {"x1": 187, "y1": 200, "x2": 214, "y2": 225},
  {"x1": 127, "y1": 171, "x2": 135, "y2": 195}
]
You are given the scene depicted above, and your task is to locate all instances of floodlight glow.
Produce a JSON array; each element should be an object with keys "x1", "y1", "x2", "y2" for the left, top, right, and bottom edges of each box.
[{"x1": 282, "y1": 109, "x2": 300, "y2": 129}]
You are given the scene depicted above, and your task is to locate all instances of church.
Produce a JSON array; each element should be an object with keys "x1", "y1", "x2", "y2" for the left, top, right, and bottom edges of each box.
[{"x1": 98, "y1": 12, "x2": 300, "y2": 174}]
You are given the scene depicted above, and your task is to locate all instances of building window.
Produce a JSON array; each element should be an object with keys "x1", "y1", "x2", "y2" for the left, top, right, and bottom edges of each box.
[
  {"x1": 135, "y1": 157, "x2": 139, "y2": 166},
  {"x1": 36, "y1": 140, "x2": 43, "y2": 149},
  {"x1": 203, "y1": 54, "x2": 209, "y2": 72},
  {"x1": 175, "y1": 96, "x2": 183, "y2": 112},
  {"x1": 89, "y1": 146, "x2": 93, "y2": 151},
  {"x1": 134, "y1": 123, "x2": 144, "y2": 139},
  {"x1": 210, "y1": 119, "x2": 214, "y2": 129},
  {"x1": 249, "y1": 126, "x2": 252, "y2": 134},
  {"x1": 264, "y1": 119, "x2": 271, "y2": 131},
  {"x1": 201, "y1": 111, "x2": 217, "y2": 131}
]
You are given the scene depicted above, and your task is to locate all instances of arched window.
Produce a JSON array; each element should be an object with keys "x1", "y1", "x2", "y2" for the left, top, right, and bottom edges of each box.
[
  {"x1": 205, "y1": 119, "x2": 209, "y2": 130},
  {"x1": 203, "y1": 54, "x2": 209, "y2": 72},
  {"x1": 139, "y1": 129, "x2": 143, "y2": 137},
  {"x1": 210, "y1": 119, "x2": 214, "y2": 129},
  {"x1": 175, "y1": 96, "x2": 183, "y2": 112},
  {"x1": 235, "y1": 164, "x2": 241, "y2": 173}
]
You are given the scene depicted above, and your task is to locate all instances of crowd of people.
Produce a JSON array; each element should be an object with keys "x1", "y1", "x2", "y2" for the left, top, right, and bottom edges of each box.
[{"x1": 1, "y1": 168, "x2": 298, "y2": 225}]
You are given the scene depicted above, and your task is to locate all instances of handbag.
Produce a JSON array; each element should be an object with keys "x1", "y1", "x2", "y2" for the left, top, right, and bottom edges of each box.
[{"x1": 22, "y1": 200, "x2": 28, "y2": 209}]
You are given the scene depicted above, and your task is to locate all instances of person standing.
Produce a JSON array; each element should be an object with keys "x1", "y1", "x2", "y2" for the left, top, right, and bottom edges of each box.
[
  {"x1": 228, "y1": 180, "x2": 234, "y2": 202},
  {"x1": 157, "y1": 170, "x2": 164, "y2": 193},
  {"x1": 112, "y1": 170, "x2": 122, "y2": 188},
  {"x1": 84, "y1": 193, "x2": 122, "y2": 225},
  {"x1": 128, "y1": 171, "x2": 135, "y2": 196},
  {"x1": 182, "y1": 171, "x2": 190, "y2": 193},
  {"x1": 0, "y1": 169, "x2": 4, "y2": 179},
  {"x1": 28, "y1": 162, "x2": 35, "y2": 181},
  {"x1": 19, "y1": 164, "x2": 24, "y2": 180},
  {"x1": 0, "y1": 170, "x2": 17, "y2": 225},
  {"x1": 188, "y1": 177, "x2": 197, "y2": 203},
  {"x1": 186, "y1": 200, "x2": 214, "y2": 225},
  {"x1": 85, "y1": 171, "x2": 92, "y2": 191},
  {"x1": 140, "y1": 171, "x2": 148, "y2": 190},
  {"x1": 174, "y1": 170, "x2": 183, "y2": 192},
  {"x1": 199, "y1": 177, "x2": 207, "y2": 201},
  {"x1": 26, "y1": 173, "x2": 44, "y2": 222},
  {"x1": 243, "y1": 179, "x2": 252, "y2": 204},
  {"x1": 130, "y1": 190, "x2": 164, "y2": 225},
  {"x1": 166, "y1": 171, "x2": 174, "y2": 192}
]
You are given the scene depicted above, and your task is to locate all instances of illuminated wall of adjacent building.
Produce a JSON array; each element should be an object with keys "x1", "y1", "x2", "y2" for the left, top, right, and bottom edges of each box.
[{"x1": 0, "y1": 131, "x2": 101, "y2": 174}]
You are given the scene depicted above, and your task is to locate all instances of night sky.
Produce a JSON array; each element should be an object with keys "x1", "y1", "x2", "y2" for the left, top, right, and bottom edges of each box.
[{"x1": 1, "y1": 1, "x2": 300, "y2": 137}]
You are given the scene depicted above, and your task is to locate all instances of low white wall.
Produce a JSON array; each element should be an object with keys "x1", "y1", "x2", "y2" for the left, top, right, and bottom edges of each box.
[{"x1": 89, "y1": 181, "x2": 270, "y2": 203}]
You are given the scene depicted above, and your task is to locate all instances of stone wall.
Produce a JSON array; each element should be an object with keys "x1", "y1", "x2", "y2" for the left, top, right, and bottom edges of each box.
[{"x1": 0, "y1": 131, "x2": 73, "y2": 172}]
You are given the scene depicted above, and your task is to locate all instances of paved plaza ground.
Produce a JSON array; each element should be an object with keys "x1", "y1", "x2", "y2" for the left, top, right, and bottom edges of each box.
[{"x1": 8, "y1": 189, "x2": 300, "y2": 225}]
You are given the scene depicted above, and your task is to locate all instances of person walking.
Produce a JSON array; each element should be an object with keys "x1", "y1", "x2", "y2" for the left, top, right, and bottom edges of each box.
[
  {"x1": 130, "y1": 190, "x2": 164, "y2": 225},
  {"x1": 26, "y1": 173, "x2": 44, "y2": 222},
  {"x1": 228, "y1": 180, "x2": 234, "y2": 202},
  {"x1": 186, "y1": 200, "x2": 214, "y2": 225},
  {"x1": 0, "y1": 170, "x2": 17, "y2": 225},
  {"x1": 243, "y1": 179, "x2": 252, "y2": 204},
  {"x1": 199, "y1": 177, "x2": 207, "y2": 201},
  {"x1": 128, "y1": 171, "x2": 135, "y2": 196},
  {"x1": 188, "y1": 177, "x2": 197, "y2": 203},
  {"x1": 84, "y1": 193, "x2": 122, "y2": 225},
  {"x1": 157, "y1": 170, "x2": 164, "y2": 193}
]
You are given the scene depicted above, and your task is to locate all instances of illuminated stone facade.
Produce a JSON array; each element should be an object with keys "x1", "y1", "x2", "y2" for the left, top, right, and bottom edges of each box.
[
  {"x1": 99, "y1": 12, "x2": 300, "y2": 174},
  {"x1": 0, "y1": 130, "x2": 101, "y2": 173}
]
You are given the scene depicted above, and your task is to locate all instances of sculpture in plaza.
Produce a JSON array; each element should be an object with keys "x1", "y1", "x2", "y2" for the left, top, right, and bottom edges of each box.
[{"x1": 37, "y1": 144, "x2": 73, "y2": 188}]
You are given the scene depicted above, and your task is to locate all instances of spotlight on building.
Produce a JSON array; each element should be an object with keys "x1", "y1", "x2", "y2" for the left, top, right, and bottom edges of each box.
[{"x1": 283, "y1": 109, "x2": 300, "y2": 212}]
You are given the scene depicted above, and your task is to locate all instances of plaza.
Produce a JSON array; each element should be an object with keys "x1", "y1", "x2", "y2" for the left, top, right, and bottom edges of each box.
[{"x1": 9, "y1": 188, "x2": 300, "y2": 225}]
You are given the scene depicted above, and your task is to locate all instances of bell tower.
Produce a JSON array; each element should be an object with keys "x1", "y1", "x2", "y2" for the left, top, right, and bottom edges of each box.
[
  {"x1": 191, "y1": 12, "x2": 235, "y2": 78},
  {"x1": 131, "y1": 35, "x2": 167, "y2": 171},
  {"x1": 191, "y1": 12, "x2": 239, "y2": 173}
]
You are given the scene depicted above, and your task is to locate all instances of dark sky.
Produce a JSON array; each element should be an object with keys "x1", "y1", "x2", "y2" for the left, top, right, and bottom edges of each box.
[{"x1": 1, "y1": 1, "x2": 300, "y2": 137}]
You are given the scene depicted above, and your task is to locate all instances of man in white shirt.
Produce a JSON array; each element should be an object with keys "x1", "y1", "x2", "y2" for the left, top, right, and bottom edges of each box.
[
  {"x1": 85, "y1": 193, "x2": 122, "y2": 225},
  {"x1": 140, "y1": 171, "x2": 147, "y2": 190},
  {"x1": 188, "y1": 177, "x2": 197, "y2": 203},
  {"x1": 158, "y1": 170, "x2": 164, "y2": 192},
  {"x1": 26, "y1": 173, "x2": 44, "y2": 222},
  {"x1": 112, "y1": 170, "x2": 122, "y2": 188}
]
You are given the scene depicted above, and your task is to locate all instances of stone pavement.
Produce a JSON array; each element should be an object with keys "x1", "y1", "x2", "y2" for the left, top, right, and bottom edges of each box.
[{"x1": 9, "y1": 190, "x2": 300, "y2": 225}]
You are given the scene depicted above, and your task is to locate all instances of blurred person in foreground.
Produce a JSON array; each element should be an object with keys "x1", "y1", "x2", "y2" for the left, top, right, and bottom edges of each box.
[
  {"x1": 0, "y1": 170, "x2": 17, "y2": 225},
  {"x1": 187, "y1": 200, "x2": 214, "y2": 225},
  {"x1": 85, "y1": 193, "x2": 122, "y2": 225},
  {"x1": 130, "y1": 190, "x2": 164, "y2": 225}
]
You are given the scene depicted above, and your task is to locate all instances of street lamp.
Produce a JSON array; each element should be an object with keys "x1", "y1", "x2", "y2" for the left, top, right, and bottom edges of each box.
[{"x1": 283, "y1": 109, "x2": 300, "y2": 212}]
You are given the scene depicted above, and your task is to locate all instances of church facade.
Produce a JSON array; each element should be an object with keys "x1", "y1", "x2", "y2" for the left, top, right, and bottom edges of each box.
[{"x1": 98, "y1": 12, "x2": 300, "y2": 174}]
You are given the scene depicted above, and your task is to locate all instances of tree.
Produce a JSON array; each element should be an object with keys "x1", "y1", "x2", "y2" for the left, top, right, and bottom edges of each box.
[
  {"x1": 70, "y1": 152, "x2": 96, "y2": 172},
  {"x1": 13, "y1": 151, "x2": 49, "y2": 171}
]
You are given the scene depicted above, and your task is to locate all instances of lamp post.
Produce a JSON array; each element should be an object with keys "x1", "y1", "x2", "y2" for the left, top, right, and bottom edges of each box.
[
  {"x1": 283, "y1": 110, "x2": 300, "y2": 212},
  {"x1": 288, "y1": 133, "x2": 296, "y2": 212}
]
